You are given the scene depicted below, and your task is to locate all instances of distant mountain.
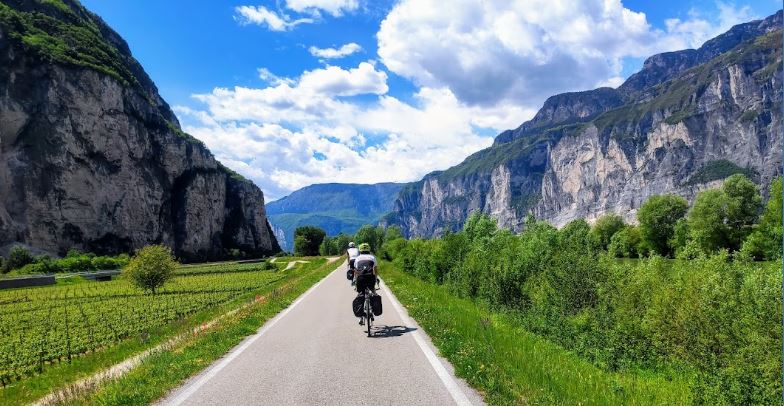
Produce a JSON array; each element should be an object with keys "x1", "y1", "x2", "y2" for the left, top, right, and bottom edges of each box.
[
  {"x1": 0, "y1": 0, "x2": 280, "y2": 260},
  {"x1": 266, "y1": 183, "x2": 404, "y2": 250},
  {"x1": 384, "y1": 11, "x2": 783, "y2": 238}
]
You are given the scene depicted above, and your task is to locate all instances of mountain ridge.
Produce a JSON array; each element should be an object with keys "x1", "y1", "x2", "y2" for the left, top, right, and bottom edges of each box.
[
  {"x1": 266, "y1": 182, "x2": 404, "y2": 251},
  {"x1": 384, "y1": 11, "x2": 783, "y2": 238}
]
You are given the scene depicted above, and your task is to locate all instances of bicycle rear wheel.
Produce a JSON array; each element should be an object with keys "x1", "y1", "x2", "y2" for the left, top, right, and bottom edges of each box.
[{"x1": 365, "y1": 295, "x2": 372, "y2": 337}]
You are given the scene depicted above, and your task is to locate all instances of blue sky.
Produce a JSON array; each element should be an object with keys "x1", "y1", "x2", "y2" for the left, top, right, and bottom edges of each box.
[{"x1": 82, "y1": 0, "x2": 781, "y2": 200}]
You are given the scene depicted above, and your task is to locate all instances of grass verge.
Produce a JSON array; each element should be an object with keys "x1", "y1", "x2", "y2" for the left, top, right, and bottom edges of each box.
[
  {"x1": 381, "y1": 261, "x2": 691, "y2": 405},
  {"x1": 63, "y1": 259, "x2": 338, "y2": 405}
]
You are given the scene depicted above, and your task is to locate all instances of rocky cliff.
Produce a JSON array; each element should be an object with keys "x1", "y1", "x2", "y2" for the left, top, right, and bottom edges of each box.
[
  {"x1": 386, "y1": 12, "x2": 783, "y2": 238},
  {"x1": 0, "y1": 0, "x2": 280, "y2": 260}
]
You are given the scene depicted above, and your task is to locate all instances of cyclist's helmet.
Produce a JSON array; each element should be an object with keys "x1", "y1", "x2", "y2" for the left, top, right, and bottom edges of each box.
[
  {"x1": 358, "y1": 243, "x2": 371, "y2": 253},
  {"x1": 348, "y1": 242, "x2": 356, "y2": 248}
]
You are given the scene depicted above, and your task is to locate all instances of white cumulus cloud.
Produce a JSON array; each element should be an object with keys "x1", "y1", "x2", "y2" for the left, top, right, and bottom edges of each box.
[
  {"x1": 377, "y1": 0, "x2": 759, "y2": 108},
  {"x1": 175, "y1": 76, "x2": 523, "y2": 199},
  {"x1": 234, "y1": 5, "x2": 314, "y2": 31},
  {"x1": 285, "y1": 0, "x2": 359, "y2": 17},
  {"x1": 308, "y1": 42, "x2": 362, "y2": 59}
]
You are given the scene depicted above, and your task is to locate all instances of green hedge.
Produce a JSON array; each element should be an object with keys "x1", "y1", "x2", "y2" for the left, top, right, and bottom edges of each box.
[{"x1": 384, "y1": 212, "x2": 781, "y2": 404}]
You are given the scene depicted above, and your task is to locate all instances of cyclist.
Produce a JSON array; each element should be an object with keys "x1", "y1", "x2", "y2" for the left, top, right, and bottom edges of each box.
[
  {"x1": 346, "y1": 242, "x2": 360, "y2": 272},
  {"x1": 353, "y1": 243, "x2": 378, "y2": 325}
]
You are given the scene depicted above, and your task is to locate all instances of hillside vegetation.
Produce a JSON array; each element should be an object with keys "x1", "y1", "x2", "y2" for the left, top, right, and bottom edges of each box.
[{"x1": 378, "y1": 175, "x2": 782, "y2": 404}]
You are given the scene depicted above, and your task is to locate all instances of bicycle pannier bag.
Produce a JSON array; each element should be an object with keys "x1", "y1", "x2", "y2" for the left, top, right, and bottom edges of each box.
[
  {"x1": 352, "y1": 295, "x2": 364, "y2": 317},
  {"x1": 371, "y1": 295, "x2": 383, "y2": 316}
]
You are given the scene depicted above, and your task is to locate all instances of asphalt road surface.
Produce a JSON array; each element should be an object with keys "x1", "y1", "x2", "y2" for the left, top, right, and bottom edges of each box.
[{"x1": 161, "y1": 261, "x2": 485, "y2": 406}]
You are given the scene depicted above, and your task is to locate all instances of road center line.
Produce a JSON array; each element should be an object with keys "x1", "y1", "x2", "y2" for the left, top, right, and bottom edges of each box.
[
  {"x1": 379, "y1": 279, "x2": 474, "y2": 406},
  {"x1": 164, "y1": 265, "x2": 339, "y2": 406}
]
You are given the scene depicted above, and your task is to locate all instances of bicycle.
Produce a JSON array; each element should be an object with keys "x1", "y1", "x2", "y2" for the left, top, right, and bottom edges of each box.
[{"x1": 361, "y1": 286, "x2": 375, "y2": 337}]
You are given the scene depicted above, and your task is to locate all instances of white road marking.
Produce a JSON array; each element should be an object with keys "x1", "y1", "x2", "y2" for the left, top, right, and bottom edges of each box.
[
  {"x1": 379, "y1": 279, "x2": 474, "y2": 406},
  {"x1": 164, "y1": 266, "x2": 339, "y2": 406}
]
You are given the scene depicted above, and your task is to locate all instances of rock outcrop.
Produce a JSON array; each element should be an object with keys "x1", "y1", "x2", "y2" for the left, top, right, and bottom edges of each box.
[
  {"x1": 386, "y1": 11, "x2": 783, "y2": 237},
  {"x1": 0, "y1": 0, "x2": 279, "y2": 260}
]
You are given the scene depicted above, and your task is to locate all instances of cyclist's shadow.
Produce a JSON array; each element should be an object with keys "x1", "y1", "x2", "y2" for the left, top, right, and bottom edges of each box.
[{"x1": 370, "y1": 325, "x2": 417, "y2": 338}]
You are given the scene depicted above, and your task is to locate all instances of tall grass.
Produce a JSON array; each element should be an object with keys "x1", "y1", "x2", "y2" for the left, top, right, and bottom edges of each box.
[{"x1": 383, "y1": 264, "x2": 692, "y2": 405}]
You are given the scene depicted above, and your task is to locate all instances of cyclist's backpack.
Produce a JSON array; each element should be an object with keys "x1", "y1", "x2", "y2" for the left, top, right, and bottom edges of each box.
[
  {"x1": 352, "y1": 295, "x2": 364, "y2": 317},
  {"x1": 371, "y1": 294, "x2": 383, "y2": 316},
  {"x1": 355, "y1": 259, "x2": 375, "y2": 275}
]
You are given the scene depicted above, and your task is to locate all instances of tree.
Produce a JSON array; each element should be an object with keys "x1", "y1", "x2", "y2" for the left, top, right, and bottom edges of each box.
[
  {"x1": 293, "y1": 226, "x2": 326, "y2": 256},
  {"x1": 669, "y1": 218, "x2": 690, "y2": 255},
  {"x1": 740, "y1": 176, "x2": 782, "y2": 260},
  {"x1": 559, "y1": 219, "x2": 592, "y2": 247},
  {"x1": 688, "y1": 175, "x2": 762, "y2": 254},
  {"x1": 688, "y1": 189, "x2": 729, "y2": 253},
  {"x1": 463, "y1": 212, "x2": 497, "y2": 244},
  {"x1": 123, "y1": 245, "x2": 177, "y2": 294},
  {"x1": 722, "y1": 174, "x2": 762, "y2": 249},
  {"x1": 354, "y1": 225, "x2": 384, "y2": 253},
  {"x1": 590, "y1": 214, "x2": 625, "y2": 250},
  {"x1": 608, "y1": 225, "x2": 642, "y2": 258},
  {"x1": 637, "y1": 195, "x2": 689, "y2": 257}
]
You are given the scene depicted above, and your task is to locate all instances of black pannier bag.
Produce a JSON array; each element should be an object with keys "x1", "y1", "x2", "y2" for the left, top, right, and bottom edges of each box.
[
  {"x1": 346, "y1": 269, "x2": 353, "y2": 280},
  {"x1": 352, "y1": 295, "x2": 364, "y2": 317},
  {"x1": 371, "y1": 294, "x2": 382, "y2": 316}
]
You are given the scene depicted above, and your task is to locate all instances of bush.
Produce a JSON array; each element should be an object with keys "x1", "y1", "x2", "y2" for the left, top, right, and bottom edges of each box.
[
  {"x1": 389, "y1": 211, "x2": 782, "y2": 403},
  {"x1": 123, "y1": 245, "x2": 178, "y2": 294},
  {"x1": 4, "y1": 246, "x2": 34, "y2": 272}
]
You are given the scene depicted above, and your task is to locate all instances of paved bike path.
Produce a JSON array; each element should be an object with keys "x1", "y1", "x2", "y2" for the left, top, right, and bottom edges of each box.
[{"x1": 161, "y1": 262, "x2": 485, "y2": 406}]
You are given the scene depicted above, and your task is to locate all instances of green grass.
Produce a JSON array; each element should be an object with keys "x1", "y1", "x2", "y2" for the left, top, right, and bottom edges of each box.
[
  {"x1": 0, "y1": 2, "x2": 142, "y2": 88},
  {"x1": 68, "y1": 259, "x2": 338, "y2": 405},
  {"x1": 0, "y1": 259, "x2": 332, "y2": 405},
  {"x1": 381, "y1": 262, "x2": 692, "y2": 405}
]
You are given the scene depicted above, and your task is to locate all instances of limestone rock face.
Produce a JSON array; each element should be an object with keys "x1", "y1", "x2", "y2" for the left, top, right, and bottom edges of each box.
[
  {"x1": 0, "y1": 0, "x2": 279, "y2": 260},
  {"x1": 386, "y1": 12, "x2": 783, "y2": 237}
]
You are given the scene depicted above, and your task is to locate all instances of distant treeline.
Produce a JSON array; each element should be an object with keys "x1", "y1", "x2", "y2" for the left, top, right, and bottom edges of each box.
[
  {"x1": 0, "y1": 248, "x2": 130, "y2": 275},
  {"x1": 290, "y1": 224, "x2": 395, "y2": 257}
]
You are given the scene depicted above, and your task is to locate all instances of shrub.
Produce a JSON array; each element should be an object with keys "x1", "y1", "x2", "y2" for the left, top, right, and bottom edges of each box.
[
  {"x1": 123, "y1": 245, "x2": 178, "y2": 294},
  {"x1": 4, "y1": 246, "x2": 34, "y2": 272},
  {"x1": 637, "y1": 195, "x2": 688, "y2": 257},
  {"x1": 57, "y1": 255, "x2": 96, "y2": 273}
]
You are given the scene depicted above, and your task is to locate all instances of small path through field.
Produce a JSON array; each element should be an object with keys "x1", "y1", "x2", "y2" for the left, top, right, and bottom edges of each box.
[
  {"x1": 284, "y1": 260, "x2": 309, "y2": 270},
  {"x1": 161, "y1": 261, "x2": 485, "y2": 406}
]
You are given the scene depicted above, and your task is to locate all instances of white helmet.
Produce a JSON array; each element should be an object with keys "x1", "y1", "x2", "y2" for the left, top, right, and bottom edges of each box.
[{"x1": 348, "y1": 242, "x2": 356, "y2": 248}]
